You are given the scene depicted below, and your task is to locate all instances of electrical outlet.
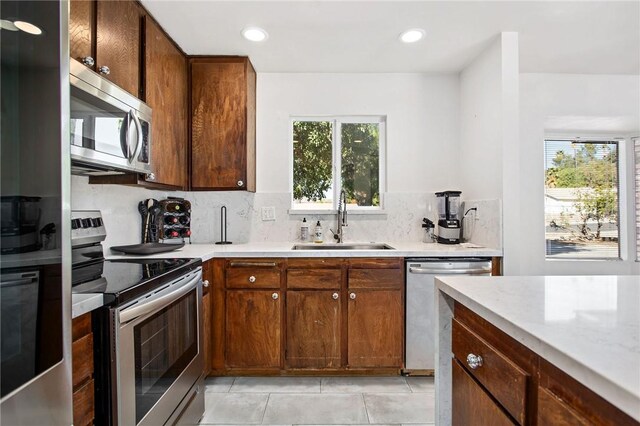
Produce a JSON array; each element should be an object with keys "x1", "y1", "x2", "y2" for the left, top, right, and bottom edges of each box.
[{"x1": 261, "y1": 206, "x2": 276, "y2": 221}]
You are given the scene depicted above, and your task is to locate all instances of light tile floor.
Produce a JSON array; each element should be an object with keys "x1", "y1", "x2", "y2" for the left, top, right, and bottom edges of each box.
[{"x1": 199, "y1": 376, "x2": 435, "y2": 425}]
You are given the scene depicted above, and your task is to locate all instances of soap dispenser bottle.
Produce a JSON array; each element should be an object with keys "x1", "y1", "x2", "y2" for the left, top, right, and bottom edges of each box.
[
  {"x1": 314, "y1": 220, "x2": 323, "y2": 243},
  {"x1": 300, "y1": 218, "x2": 309, "y2": 242}
]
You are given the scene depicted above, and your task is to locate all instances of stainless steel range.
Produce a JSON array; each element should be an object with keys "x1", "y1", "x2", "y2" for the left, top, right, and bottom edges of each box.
[{"x1": 71, "y1": 210, "x2": 204, "y2": 425}]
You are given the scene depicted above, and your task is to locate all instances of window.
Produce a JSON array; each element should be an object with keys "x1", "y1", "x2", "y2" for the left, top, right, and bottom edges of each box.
[
  {"x1": 544, "y1": 139, "x2": 620, "y2": 259},
  {"x1": 291, "y1": 117, "x2": 385, "y2": 211}
]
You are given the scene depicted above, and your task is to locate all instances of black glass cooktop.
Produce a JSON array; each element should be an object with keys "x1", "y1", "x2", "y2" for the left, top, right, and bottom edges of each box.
[{"x1": 72, "y1": 258, "x2": 199, "y2": 305}]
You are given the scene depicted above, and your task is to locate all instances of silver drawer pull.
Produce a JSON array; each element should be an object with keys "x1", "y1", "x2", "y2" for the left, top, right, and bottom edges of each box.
[
  {"x1": 349, "y1": 292, "x2": 356, "y2": 300},
  {"x1": 229, "y1": 261, "x2": 277, "y2": 268},
  {"x1": 467, "y1": 353, "x2": 483, "y2": 369},
  {"x1": 332, "y1": 292, "x2": 339, "y2": 300},
  {"x1": 248, "y1": 275, "x2": 256, "y2": 283},
  {"x1": 272, "y1": 292, "x2": 279, "y2": 300},
  {"x1": 203, "y1": 280, "x2": 210, "y2": 288}
]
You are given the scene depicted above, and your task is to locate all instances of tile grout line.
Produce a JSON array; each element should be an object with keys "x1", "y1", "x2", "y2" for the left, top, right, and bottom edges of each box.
[
  {"x1": 260, "y1": 392, "x2": 271, "y2": 425},
  {"x1": 361, "y1": 392, "x2": 372, "y2": 424}
]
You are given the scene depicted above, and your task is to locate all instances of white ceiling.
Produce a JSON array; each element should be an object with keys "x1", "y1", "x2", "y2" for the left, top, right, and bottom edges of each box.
[{"x1": 141, "y1": 0, "x2": 640, "y2": 74}]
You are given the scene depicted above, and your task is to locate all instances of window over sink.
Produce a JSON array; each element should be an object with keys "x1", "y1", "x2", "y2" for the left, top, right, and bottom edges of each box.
[{"x1": 290, "y1": 116, "x2": 386, "y2": 212}]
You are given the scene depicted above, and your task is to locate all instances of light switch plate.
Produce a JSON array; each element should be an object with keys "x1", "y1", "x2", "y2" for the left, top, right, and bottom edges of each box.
[{"x1": 261, "y1": 206, "x2": 276, "y2": 221}]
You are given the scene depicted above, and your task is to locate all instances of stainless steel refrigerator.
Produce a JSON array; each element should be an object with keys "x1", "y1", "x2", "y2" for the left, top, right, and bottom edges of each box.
[{"x1": 0, "y1": 1, "x2": 72, "y2": 423}]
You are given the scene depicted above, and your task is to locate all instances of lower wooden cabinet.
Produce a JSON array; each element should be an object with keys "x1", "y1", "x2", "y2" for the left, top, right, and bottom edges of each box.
[
  {"x1": 72, "y1": 312, "x2": 95, "y2": 426},
  {"x1": 347, "y1": 288, "x2": 403, "y2": 368},
  {"x1": 452, "y1": 302, "x2": 638, "y2": 426},
  {"x1": 225, "y1": 290, "x2": 282, "y2": 368},
  {"x1": 452, "y1": 359, "x2": 514, "y2": 426},
  {"x1": 207, "y1": 257, "x2": 405, "y2": 375},
  {"x1": 286, "y1": 290, "x2": 341, "y2": 369}
]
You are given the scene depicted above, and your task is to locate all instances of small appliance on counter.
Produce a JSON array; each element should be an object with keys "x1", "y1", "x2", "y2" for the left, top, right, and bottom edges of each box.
[
  {"x1": 421, "y1": 218, "x2": 436, "y2": 243},
  {"x1": 435, "y1": 190, "x2": 462, "y2": 244}
]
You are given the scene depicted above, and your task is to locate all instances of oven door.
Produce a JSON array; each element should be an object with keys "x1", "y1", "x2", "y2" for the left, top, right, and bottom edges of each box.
[{"x1": 114, "y1": 268, "x2": 203, "y2": 426}]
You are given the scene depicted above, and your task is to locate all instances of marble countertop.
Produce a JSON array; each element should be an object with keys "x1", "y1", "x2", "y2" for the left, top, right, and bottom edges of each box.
[
  {"x1": 71, "y1": 293, "x2": 103, "y2": 319},
  {"x1": 106, "y1": 241, "x2": 501, "y2": 261},
  {"x1": 436, "y1": 275, "x2": 640, "y2": 421}
]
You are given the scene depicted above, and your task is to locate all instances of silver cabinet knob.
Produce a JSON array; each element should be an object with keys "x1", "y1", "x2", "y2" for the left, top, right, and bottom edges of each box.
[
  {"x1": 237, "y1": 180, "x2": 244, "y2": 187},
  {"x1": 98, "y1": 65, "x2": 110, "y2": 75},
  {"x1": 146, "y1": 173, "x2": 156, "y2": 181},
  {"x1": 203, "y1": 280, "x2": 210, "y2": 288},
  {"x1": 272, "y1": 292, "x2": 279, "y2": 300},
  {"x1": 82, "y1": 56, "x2": 95, "y2": 67},
  {"x1": 349, "y1": 292, "x2": 356, "y2": 300},
  {"x1": 248, "y1": 275, "x2": 256, "y2": 283},
  {"x1": 466, "y1": 353, "x2": 483, "y2": 369},
  {"x1": 332, "y1": 292, "x2": 339, "y2": 300}
]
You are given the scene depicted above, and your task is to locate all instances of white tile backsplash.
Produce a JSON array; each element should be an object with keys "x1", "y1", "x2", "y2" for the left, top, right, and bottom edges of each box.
[{"x1": 71, "y1": 176, "x2": 502, "y2": 249}]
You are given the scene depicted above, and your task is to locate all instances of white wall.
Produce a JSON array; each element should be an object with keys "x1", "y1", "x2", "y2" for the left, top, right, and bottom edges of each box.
[
  {"x1": 459, "y1": 33, "x2": 519, "y2": 273},
  {"x1": 519, "y1": 73, "x2": 640, "y2": 275},
  {"x1": 257, "y1": 73, "x2": 460, "y2": 193}
]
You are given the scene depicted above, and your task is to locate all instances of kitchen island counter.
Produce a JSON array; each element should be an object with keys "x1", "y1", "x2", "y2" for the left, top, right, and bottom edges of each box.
[
  {"x1": 435, "y1": 275, "x2": 640, "y2": 423},
  {"x1": 106, "y1": 241, "x2": 501, "y2": 261}
]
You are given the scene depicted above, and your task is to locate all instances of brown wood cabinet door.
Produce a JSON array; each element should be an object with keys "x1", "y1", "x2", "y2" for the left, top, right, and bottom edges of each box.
[
  {"x1": 96, "y1": 0, "x2": 141, "y2": 96},
  {"x1": 452, "y1": 360, "x2": 514, "y2": 426},
  {"x1": 191, "y1": 58, "x2": 254, "y2": 190},
  {"x1": 144, "y1": 16, "x2": 187, "y2": 188},
  {"x1": 538, "y1": 386, "x2": 588, "y2": 425},
  {"x1": 286, "y1": 291, "x2": 341, "y2": 369},
  {"x1": 69, "y1": 0, "x2": 94, "y2": 65},
  {"x1": 347, "y1": 289, "x2": 403, "y2": 368},
  {"x1": 225, "y1": 290, "x2": 281, "y2": 368}
]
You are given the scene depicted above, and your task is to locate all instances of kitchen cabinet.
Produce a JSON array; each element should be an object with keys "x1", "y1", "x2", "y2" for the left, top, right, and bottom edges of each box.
[
  {"x1": 190, "y1": 57, "x2": 256, "y2": 191},
  {"x1": 224, "y1": 260, "x2": 283, "y2": 369},
  {"x1": 347, "y1": 259, "x2": 404, "y2": 368},
  {"x1": 285, "y1": 259, "x2": 343, "y2": 369},
  {"x1": 142, "y1": 16, "x2": 188, "y2": 188},
  {"x1": 72, "y1": 312, "x2": 95, "y2": 426},
  {"x1": 201, "y1": 260, "x2": 213, "y2": 376},
  {"x1": 451, "y1": 302, "x2": 638, "y2": 426},
  {"x1": 70, "y1": 0, "x2": 143, "y2": 97}
]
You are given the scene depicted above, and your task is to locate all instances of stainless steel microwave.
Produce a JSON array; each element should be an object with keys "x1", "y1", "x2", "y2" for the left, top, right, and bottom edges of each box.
[{"x1": 70, "y1": 58, "x2": 152, "y2": 176}]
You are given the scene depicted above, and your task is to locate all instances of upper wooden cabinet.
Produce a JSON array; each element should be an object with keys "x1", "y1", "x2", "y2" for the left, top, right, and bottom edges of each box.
[
  {"x1": 143, "y1": 16, "x2": 188, "y2": 189},
  {"x1": 70, "y1": 0, "x2": 142, "y2": 98},
  {"x1": 190, "y1": 57, "x2": 256, "y2": 191}
]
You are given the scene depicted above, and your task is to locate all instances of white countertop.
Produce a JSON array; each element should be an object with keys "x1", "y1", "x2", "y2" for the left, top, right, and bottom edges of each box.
[
  {"x1": 436, "y1": 275, "x2": 640, "y2": 421},
  {"x1": 71, "y1": 293, "x2": 103, "y2": 319},
  {"x1": 0, "y1": 248, "x2": 61, "y2": 269},
  {"x1": 106, "y1": 241, "x2": 501, "y2": 261}
]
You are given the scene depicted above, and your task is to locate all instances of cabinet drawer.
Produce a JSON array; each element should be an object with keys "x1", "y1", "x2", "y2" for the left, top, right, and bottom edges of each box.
[
  {"x1": 73, "y1": 378, "x2": 95, "y2": 426},
  {"x1": 72, "y1": 333, "x2": 93, "y2": 389},
  {"x1": 452, "y1": 318, "x2": 527, "y2": 424},
  {"x1": 348, "y1": 269, "x2": 403, "y2": 289},
  {"x1": 72, "y1": 312, "x2": 92, "y2": 341},
  {"x1": 287, "y1": 269, "x2": 341, "y2": 289},
  {"x1": 226, "y1": 261, "x2": 281, "y2": 289}
]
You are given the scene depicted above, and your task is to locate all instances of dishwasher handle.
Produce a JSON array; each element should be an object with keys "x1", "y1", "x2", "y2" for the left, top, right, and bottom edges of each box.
[{"x1": 408, "y1": 266, "x2": 491, "y2": 275}]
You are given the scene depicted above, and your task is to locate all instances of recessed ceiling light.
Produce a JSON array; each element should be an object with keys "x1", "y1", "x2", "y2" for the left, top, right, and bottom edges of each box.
[
  {"x1": 14, "y1": 20, "x2": 42, "y2": 35},
  {"x1": 399, "y1": 28, "x2": 425, "y2": 43},
  {"x1": 242, "y1": 27, "x2": 268, "y2": 42},
  {"x1": 0, "y1": 20, "x2": 19, "y2": 31}
]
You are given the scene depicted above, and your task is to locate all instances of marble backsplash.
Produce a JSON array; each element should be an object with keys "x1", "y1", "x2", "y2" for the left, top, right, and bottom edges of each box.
[{"x1": 71, "y1": 176, "x2": 502, "y2": 250}]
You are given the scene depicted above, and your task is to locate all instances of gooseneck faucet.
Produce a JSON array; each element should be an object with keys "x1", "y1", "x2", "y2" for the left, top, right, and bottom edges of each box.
[{"x1": 330, "y1": 190, "x2": 348, "y2": 243}]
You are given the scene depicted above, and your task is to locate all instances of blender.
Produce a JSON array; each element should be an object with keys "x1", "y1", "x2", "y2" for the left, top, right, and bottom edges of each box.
[{"x1": 435, "y1": 191, "x2": 462, "y2": 244}]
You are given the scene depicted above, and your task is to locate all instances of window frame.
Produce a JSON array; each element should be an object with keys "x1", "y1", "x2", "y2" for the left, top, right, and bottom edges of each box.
[
  {"x1": 289, "y1": 115, "x2": 386, "y2": 214},
  {"x1": 543, "y1": 135, "x2": 626, "y2": 261}
]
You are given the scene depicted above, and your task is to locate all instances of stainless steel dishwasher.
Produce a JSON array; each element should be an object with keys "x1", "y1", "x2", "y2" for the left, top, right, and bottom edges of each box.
[{"x1": 404, "y1": 257, "x2": 492, "y2": 374}]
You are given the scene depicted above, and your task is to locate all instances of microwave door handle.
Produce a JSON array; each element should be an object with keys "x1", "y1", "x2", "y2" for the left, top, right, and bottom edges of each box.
[
  {"x1": 120, "y1": 111, "x2": 131, "y2": 159},
  {"x1": 129, "y1": 111, "x2": 143, "y2": 163}
]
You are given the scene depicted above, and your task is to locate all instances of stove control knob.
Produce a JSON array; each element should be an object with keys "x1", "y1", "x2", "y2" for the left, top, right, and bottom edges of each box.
[
  {"x1": 81, "y1": 218, "x2": 92, "y2": 228},
  {"x1": 71, "y1": 219, "x2": 81, "y2": 229},
  {"x1": 91, "y1": 217, "x2": 103, "y2": 227}
]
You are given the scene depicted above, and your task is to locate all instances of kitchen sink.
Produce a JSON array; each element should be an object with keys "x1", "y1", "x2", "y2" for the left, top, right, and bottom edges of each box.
[{"x1": 291, "y1": 243, "x2": 395, "y2": 250}]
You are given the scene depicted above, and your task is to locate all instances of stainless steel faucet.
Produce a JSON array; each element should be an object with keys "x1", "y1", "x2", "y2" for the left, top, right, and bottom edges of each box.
[{"x1": 330, "y1": 190, "x2": 348, "y2": 243}]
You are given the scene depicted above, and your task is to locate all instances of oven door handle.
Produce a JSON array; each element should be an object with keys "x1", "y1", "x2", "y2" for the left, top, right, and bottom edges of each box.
[
  {"x1": 408, "y1": 266, "x2": 491, "y2": 275},
  {"x1": 119, "y1": 272, "x2": 200, "y2": 324}
]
